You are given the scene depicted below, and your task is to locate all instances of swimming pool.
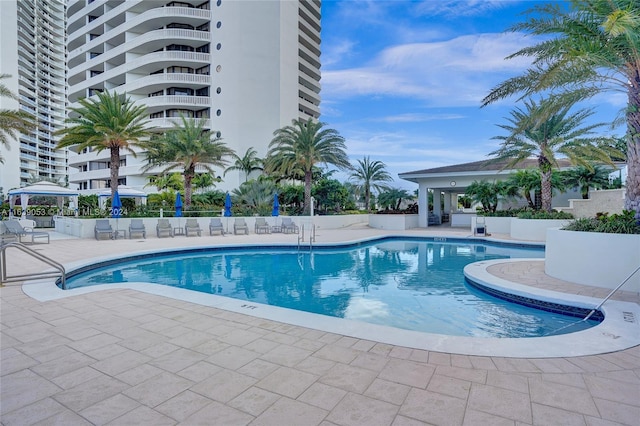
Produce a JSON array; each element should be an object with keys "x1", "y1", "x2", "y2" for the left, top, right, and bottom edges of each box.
[{"x1": 62, "y1": 237, "x2": 601, "y2": 338}]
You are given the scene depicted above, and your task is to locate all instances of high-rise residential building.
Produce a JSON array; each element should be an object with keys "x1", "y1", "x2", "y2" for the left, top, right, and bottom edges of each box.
[
  {"x1": 0, "y1": 0, "x2": 68, "y2": 194},
  {"x1": 66, "y1": 0, "x2": 321, "y2": 193}
]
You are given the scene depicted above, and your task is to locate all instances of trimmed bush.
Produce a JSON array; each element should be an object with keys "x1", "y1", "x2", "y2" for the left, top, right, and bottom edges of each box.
[{"x1": 562, "y1": 210, "x2": 640, "y2": 234}]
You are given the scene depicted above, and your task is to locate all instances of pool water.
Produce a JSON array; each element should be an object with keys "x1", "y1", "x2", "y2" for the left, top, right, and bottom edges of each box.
[{"x1": 63, "y1": 238, "x2": 600, "y2": 338}]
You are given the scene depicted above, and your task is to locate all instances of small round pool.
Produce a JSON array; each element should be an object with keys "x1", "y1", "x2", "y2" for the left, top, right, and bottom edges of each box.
[{"x1": 61, "y1": 237, "x2": 601, "y2": 338}]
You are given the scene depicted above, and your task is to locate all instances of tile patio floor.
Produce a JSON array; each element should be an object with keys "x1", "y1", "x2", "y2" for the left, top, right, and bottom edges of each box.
[{"x1": 1, "y1": 226, "x2": 639, "y2": 425}]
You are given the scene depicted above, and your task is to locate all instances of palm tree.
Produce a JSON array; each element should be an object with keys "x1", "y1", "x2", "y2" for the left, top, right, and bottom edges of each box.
[
  {"x1": 562, "y1": 164, "x2": 613, "y2": 199},
  {"x1": 490, "y1": 97, "x2": 613, "y2": 211},
  {"x1": 0, "y1": 74, "x2": 35, "y2": 163},
  {"x1": 506, "y1": 169, "x2": 540, "y2": 208},
  {"x1": 266, "y1": 118, "x2": 351, "y2": 214},
  {"x1": 481, "y1": 0, "x2": 640, "y2": 213},
  {"x1": 349, "y1": 156, "x2": 393, "y2": 212},
  {"x1": 378, "y1": 188, "x2": 412, "y2": 211},
  {"x1": 224, "y1": 147, "x2": 263, "y2": 182},
  {"x1": 231, "y1": 179, "x2": 277, "y2": 216},
  {"x1": 142, "y1": 115, "x2": 235, "y2": 209},
  {"x1": 56, "y1": 90, "x2": 151, "y2": 199}
]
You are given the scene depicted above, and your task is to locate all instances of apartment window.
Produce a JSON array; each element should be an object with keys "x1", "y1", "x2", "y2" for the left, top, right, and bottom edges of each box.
[
  {"x1": 89, "y1": 52, "x2": 101, "y2": 59},
  {"x1": 89, "y1": 33, "x2": 100, "y2": 40},
  {"x1": 90, "y1": 70, "x2": 103, "y2": 77},
  {"x1": 216, "y1": 21, "x2": 222, "y2": 28},
  {"x1": 150, "y1": 112, "x2": 164, "y2": 119},
  {"x1": 195, "y1": 109, "x2": 210, "y2": 118},
  {"x1": 216, "y1": 65, "x2": 221, "y2": 72},
  {"x1": 216, "y1": 131, "x2": 221, "y2": 138},
  {"x1": 167, "y1": 1, "x2": 193, "y2": 7},
  {"x1": 197, "y1": 1, "x2": 210, "y2": 10},
  {"x1": 88, "y1": 88, "x2": 103, "y2": 96},
  {"x1": 216, "y1": 43, "x2": 221, "y2": 50},
  {"x1": 196, "y1": 65, "x2": 210, "y2": 75},
  {"x1": 195, "y1": 87, "x2": 209, "y2": 96},
  {"x1": 196, "y1": 22, "x2": 209, "y2": 31},
  {"x1": 166, "y1": 109, "x2": 194, "y2": 118},
  {"x1": 167, "y1": 23, "x2": 194, "y2": 30},
  {"x1": 150, "y1": 69, "x2": 164, "y2": 75},
  {"x1": 216, "y1": 87, "x2": 221, "y2": 94},
  {"x1": 148, "y1": 90, "x2": 163, "y2": 97},
  {"x1": 167, "y1": 87, "x2": 194, "y2": 96},
  {"x1": 216, "y1": 0, "x2": 222, "y2": 6},
  {"x1": 216, "y1": 109, "x2": 221, "y2": 116},
  {"x1": 167, "y1": 66, "x2": 194, "y2": 74},
  {"x1": 88, "y1": 15, "x2": 98, "y2": 22},
  {"x1": 196, "y1": 44, "x2": 210, "y2": 53},
  {"x1": 166, "y1": 44, "x2": 194, "y2": 52}
]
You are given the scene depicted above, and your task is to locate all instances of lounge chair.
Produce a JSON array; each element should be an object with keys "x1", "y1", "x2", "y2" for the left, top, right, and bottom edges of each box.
[
  {"x1": 233, "y1": 218, "x2": 249, "y2": 235},
  {"x1": 129, "y1": 219, "x2": 146, "y2": 239},
  {"x1": 254, "y1": 218, "x2": 270, "y2": 234},
  {"x1": 209, "y1": 218, "x2": 225, "y2": 235},
  {"x1": 156, "y1": 219, "x2": 174, "y2": 238},
  {"x1": 281, "y1": 217, "x2": 299, "y2": 234},
  {"x1": 4, "y1": 220, "x2": 49, "y2": 244},
  {"x1": 94, "y1": 219, "x2": 114, "y2": 240},
  {"x1": 185, "y1": 218, "x2": 202, "y2": 237}
]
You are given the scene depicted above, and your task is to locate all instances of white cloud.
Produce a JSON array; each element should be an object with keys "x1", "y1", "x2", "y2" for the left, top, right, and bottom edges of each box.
[
  {"x1": 413, "y1": 0, "x2": 521, "y2": 17},
  {"x1": 322, "y1": 32, "x2": 533, "y2": 107}
]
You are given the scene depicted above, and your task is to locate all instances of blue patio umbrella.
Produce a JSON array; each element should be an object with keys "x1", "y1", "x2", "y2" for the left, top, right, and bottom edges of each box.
[
  {"x1": 272, "y1": 193, "x2": 280, "y2": 217},
  {"x1": 111, "y1": 190, "x2": 122, "y2": 219},
  {"x1": 224, "y1": 193, "x2": 232, "y2": 217},
  {"x1": 175, "y1": 192, "x2": 183, "y2": 217}
]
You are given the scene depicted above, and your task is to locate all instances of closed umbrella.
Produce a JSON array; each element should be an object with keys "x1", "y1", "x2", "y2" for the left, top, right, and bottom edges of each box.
[
  {"x1": 272, "y1": 193, "x2": 279, "y2": 217},
  {"x1": 111, "y1": 190, "x2": 122, "y2": 237},
  {"x1": 224, "y1": 193, "x2": 232, "y2": 234},
  {"x1": 175, "y1": 192, "x2": 183, "y2": 217}
]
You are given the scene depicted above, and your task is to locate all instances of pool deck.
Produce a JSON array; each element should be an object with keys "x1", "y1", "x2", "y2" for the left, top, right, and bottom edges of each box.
[{"x1": 2, "y1": 226, "x2": 639, "y2": 425}]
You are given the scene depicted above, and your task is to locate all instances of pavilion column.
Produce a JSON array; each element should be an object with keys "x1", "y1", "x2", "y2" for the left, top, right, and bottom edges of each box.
[
  {"x1": 444, "y1": 192, "x2": 452, "y2": 216},
  {"x1": 433, "y1": 190, "x2": 442, "y2": 224},
  {"x1": 419, "y1": 185, "x2": 428, "y2": 227}
]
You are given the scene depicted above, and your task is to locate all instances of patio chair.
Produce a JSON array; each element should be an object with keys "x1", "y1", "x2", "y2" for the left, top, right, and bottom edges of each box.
[
  {"x1": 474, "y1": 216, "x2": 486, "y2": 237},
  {"x1": 4, "y1": 220, "x2": 49, "y2": 244},
  {"x1": 185, "y1": 218, "x2": 202, "y2": 237},
  {"x1": 94, "y1": 219, "x2": 114, "y2": 241},
  {"x1": 233, "y1": 218, "x2": 249, "y2": 235},
  {"x1": 209, "y1": 218, "x2": 225, "y2": 235},
  {"x1": 129, "y1": 219, "x2": 146, "y2": 239},
  {"x1": 281, "y1": 217, "x2": 299, "y2": 234},
  {"x1": 254, "y1": 218, "x2": 270, "y2": 234},
  {"x1": 156, "y1": 219, "x2": 174, "y2": 238}
]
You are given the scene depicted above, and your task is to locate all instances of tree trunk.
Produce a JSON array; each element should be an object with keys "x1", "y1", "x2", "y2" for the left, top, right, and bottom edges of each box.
[
  {"x1": 625, "y1": 72, "x2": 640, "y2": 220},
  {"x1": 304, "y1": 170, "x2": 312, "y2": 215},
  {"x1": 365, "y1": 187, "x2": 370, "y2": 213},
  {"x1": 184, "y1": 168, "x2": 194, "y2": 209},
  {"x1": 539, "y1": 155, "x2": 553, "y2": 212},
  {"x1": 110, "y1": 147, "x2": 120, "y2": 200}
]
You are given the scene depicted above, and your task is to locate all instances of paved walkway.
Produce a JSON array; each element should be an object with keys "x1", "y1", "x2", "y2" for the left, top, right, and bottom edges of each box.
[{"x1": 1, "y1": 227, "x2": 639, "y2": 425}]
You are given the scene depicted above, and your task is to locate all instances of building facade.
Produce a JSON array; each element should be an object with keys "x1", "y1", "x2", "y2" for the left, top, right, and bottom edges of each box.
[
  {"x1": 0, "y1": 0, "x2": 68, "y2": 194},
  {"x1": 66, "y1": 0, "x2": 321, "y2": 193}
]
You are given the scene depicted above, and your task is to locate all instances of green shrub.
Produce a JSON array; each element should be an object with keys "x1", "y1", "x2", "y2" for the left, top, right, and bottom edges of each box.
[
  {"x1": 562, "y1": 211, "x2": 640, "y2": 234},
  {"x1": 517, "y1": 211, "x2": 574, "y2": 220}
]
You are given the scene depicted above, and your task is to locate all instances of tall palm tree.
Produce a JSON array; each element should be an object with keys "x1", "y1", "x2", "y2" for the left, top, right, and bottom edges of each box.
[
  {"x1": 349, "y1": 156, "x2": 393, "y2": 212},
  {"x1": 562, "y1": 164, "x2": 613, "y2": 199},
  {"x1": 0, "y1": 74, "x2": 35, "y2": 163},
  {"x1": 56, "y1": 90, "x2": 151, "y2": 199},
  {"x1": 224, "y1": 147, "x2": 263, "y2": 182},
  {"x1": 506, "y1": 169, "x2": 541, "y2": 208},
  {"x1": 378, "y1": 188, "x2": 412, "y2": 211},
  {"x1": 266, "y1": 118, "x2": 351, "y2": 214},
  {"x1": 481, "y1": 0, "x2": 640, "y2": 213},
  {"x1": 490, "y1": 97, "x2": 613, "y2": 211},
  {"x1": 142, "y1": 115, "x2": 234, "y2": 208}
]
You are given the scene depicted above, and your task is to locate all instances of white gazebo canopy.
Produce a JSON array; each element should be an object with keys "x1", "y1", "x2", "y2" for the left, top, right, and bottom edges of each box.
[
  {"x1": 8, "y1": 181, "x2": 80, "y2": 218},
  {"x1": 97, "y1": 186, "x2": 148, "y2": 209}
]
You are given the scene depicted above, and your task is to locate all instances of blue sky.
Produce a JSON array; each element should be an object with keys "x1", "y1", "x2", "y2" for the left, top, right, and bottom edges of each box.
[{"x1": 319, "y1": 0, "x2": 625, "y2": 190}]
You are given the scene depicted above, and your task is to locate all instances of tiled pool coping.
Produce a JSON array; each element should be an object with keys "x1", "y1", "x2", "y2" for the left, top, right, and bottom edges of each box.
[{"x1": 21, "y1": 236, "x2": 640, "y2": 358}]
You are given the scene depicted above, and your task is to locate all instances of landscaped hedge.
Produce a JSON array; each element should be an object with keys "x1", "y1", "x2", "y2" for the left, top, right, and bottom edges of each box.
[
  {"x1": 562, "y1": 210, "x2": 640, "y2": 234},
  {"x1": 478, "y1": 208, "x2": 573, "y2": 219}
]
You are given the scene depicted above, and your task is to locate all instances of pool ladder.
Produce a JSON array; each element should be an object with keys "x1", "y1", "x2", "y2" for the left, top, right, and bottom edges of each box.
[
  {"x1": 297, "y1": 224, "x2": 316, "y2": 251},
  {"x1": 0, "y1": 242, "x2": 66, "y2": 289}
]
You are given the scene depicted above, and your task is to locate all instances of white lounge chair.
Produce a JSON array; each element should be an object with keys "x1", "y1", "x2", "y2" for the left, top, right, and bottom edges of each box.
[
  {"x1": 281, "y1": 217, "x2": 299, "y2": 234},
  {"x1": 209, "y1": 218, "x2": 225, "y2": 235},
  {"x1": 234, "y1": 218, "x2": 249, "y2": 235},
  {"x1": 185, "y1": 219, "x2": 202, "y2": 237},
  {"x1": 129, "y1": 219, "x2": 146, "y2": 239},
  {"x1": 94, "y1": 219, "x2": 114, "y2": 240},
  {"x1": 156, "y1": 219, "x2": 174, "y2": 238},
  {"x1": 254, "y1": 218, "x2": 270, "y2": 234},
  {"x1": 4, "y1": 220, "x2": 50, "y2": 244}
]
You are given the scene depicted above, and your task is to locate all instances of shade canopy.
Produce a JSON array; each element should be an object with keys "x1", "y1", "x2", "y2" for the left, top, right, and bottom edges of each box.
[
  {"x1": 8, "y1": 181, "x2": 80, "y2": 218},
  {"x1": 97, "y1": 186, "x2": 148, "y2": 209}
]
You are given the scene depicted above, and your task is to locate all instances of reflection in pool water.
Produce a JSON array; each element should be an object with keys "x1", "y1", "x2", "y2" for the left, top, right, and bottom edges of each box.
[{"x1": 64, "y1": 238, "x2": 599, "y2": 338}]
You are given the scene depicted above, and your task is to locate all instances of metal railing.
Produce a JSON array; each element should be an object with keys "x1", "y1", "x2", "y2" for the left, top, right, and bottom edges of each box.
[
  {"x1": 0, "y1": 242, "x2": 66, "y2": 288},
  {"x1": 583, "y1": 264, "x2": 640, "y2": 321},
  {"x1": 297, "y1": 224, "x2": 316, "y2": 251}
]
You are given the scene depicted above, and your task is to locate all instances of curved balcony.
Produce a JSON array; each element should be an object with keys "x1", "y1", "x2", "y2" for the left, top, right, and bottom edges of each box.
[
  {"x1": 69, "y1": 51, "x2": 210, "y2": 95},
  {"x1": 138, "y1": 95, "x2": 211, "y2": 110},
  {"x1": 68, "y1": 29, "x2": 210, "y2": 73},
  {"x1": 147, "y1": 117, "x2": 211, "y2": 130},
  {"x1": 69, "y1": 6, "x2": 211, "y2": 56}
]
